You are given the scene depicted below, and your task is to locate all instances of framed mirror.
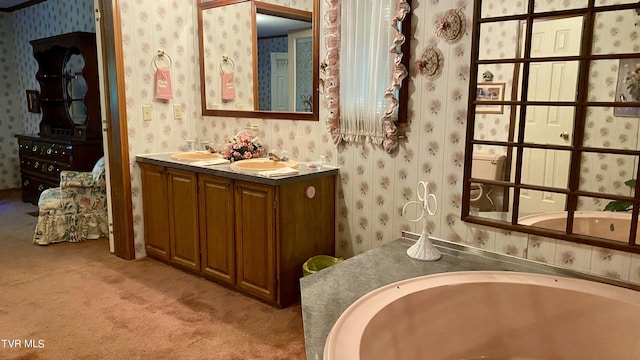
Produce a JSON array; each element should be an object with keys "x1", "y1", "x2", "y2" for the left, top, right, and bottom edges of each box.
[
  {"x1": 463, "y1": 0, "x2": 640, "y2": 254},
  {"x1": 197, "y1": 0, "x2": 319, "y2": 121},
  {"x1": 64, "y1": 53, "x2": 88, "y2": 125}
]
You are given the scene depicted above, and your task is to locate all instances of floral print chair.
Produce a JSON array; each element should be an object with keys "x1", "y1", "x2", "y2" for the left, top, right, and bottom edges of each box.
[{"x1": 33, "y1": 157, "x2": 108, "y2": 245}]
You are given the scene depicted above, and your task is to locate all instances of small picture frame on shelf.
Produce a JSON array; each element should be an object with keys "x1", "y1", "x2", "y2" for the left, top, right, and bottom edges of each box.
[
  {"x1": 26, "y1": 90, "x2": 40, "y2": 113},
  {"x1": 476, "y1": 82, "x2": 505, "y2": 114},
  {"x1": 613, "y1": 58, "x2": 640, "y2": 118}
]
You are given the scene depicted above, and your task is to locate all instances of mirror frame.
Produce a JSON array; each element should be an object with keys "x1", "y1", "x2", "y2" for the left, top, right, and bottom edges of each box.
[
  {"x1": 463, "y1": 0, "x2": 640, "y2": 254},
  {"x1": 197, "y1": 0, "x2": 319, "y2": 121}
]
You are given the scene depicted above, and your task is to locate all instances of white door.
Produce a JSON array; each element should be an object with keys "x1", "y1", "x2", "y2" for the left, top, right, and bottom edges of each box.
[
  {"x1": 518, "y1": 16, "x2": 582, "y2": 213},
  {"x1": 94, "y1": 0, "x2": 115, "y2": 252},
  {"x1": 270, "y1": 52, "x2": 289, "y2": 111}
]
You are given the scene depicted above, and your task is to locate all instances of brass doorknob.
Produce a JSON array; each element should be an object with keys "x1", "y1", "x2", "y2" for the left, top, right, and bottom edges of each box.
[{"x1": 560, "y1": 132, "x2": 570, "y2": 141}]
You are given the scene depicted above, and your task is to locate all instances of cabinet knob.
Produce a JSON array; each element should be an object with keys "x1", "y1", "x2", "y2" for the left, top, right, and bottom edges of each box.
[
  {"x1": 32, "y1": 145, "x2": 38, "y2": 152},
  {"x1": 47, "y1": 148, "x2": 52, "y2": 155}
]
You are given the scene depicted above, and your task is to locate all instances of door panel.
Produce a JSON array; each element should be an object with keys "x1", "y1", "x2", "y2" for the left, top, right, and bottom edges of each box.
[
  {"x1": 139, "y1": 164, "x2": 170, "y2": 261},
  {"x1": 167, "y1": 169, "x2": 200, "y2": 272},
  {"x1": 199, "y1": 174, "x2": 235, "y2": 285},
  {"x1": 234, "y1": 181, "x2": 276, "y2": 302}
]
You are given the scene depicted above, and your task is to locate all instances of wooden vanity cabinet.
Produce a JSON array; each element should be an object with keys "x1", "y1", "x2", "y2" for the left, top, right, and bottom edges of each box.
[
  {"x1": 139, "y1": 163, "x2": 170, "y2": 261},
  {"x1": 139, "y1": 163, "x2": 336, "y2": 308},
  {"x1": 167, "y1": 169, "x2": 200, "y2": 273},
  {"x1": 234, "y1": 181, "x2": 277, "y2": 302},
  {"x1": 139, "y1": 163, "x2": 200, "y2": 272},
  {"x1": 198, "y1": 174, "x2": 236, "y2": 286}
]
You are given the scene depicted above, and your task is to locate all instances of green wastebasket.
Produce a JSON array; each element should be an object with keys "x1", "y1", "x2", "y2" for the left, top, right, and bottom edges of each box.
[{"x1": 302, "y1": 255, "x2": 343, "y2": 277}]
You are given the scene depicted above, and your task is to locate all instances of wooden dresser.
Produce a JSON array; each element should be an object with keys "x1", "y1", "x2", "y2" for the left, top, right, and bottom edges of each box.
[
  {"x1": 17, "y1": 31, "x2": 103, "y2": 204},
  {"x1": 16, "y1": 135, "x2": 103, "y2": 204}
]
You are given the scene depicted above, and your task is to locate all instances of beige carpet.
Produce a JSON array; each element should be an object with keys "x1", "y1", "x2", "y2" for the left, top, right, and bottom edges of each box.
[{"x1": 0, "y1": 190, "x2": 306, "y2": 360}]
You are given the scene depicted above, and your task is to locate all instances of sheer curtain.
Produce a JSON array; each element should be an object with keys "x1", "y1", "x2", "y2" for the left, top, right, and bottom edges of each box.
[{"x1": 337, "y1": 0, "x2": 409, "y2": 153}]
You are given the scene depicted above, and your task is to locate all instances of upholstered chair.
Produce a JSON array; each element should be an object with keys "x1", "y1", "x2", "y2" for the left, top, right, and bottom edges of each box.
[{"x1": 33, "y1": 157, "x2": 108, "y2": 245}]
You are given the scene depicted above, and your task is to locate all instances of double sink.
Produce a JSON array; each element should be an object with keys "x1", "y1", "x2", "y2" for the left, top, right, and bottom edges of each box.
[{"x1": 170, "y1": 151, "x2": 298, "y2": 172}]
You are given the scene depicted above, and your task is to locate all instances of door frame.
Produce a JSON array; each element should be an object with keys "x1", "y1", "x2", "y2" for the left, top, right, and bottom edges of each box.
[{"x1": 97, "y1": 0, "x2": 135, "y2": 260}]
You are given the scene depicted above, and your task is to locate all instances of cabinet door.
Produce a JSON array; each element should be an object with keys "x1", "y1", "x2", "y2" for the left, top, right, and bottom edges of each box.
[
  {"x1": 139, "y1": 163, "x2": 170, "y2": 261},
  {"x1": 167, "y1": 169, "x2": 200, "y2": 272},
  {"x1": 234, "y1": 181, "x2": 276, "y2": 302},
  {"x1": 198, "y1": 174, "x2": 235, "y2": 285}
]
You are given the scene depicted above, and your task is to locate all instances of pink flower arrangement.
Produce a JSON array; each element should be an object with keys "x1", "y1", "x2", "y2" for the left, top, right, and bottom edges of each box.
[{"x1": 222, "y1": 132, "x2": 263, "y2": 162}]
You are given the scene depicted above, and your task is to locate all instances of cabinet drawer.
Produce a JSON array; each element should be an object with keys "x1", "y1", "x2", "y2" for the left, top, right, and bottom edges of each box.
[
  {"x1": 21, "y1": 174, "x2": 57, "y2": 204},
  {"x1": 30, "y1": 141, "x2": 73, "y2": 164},
  {"x1": 21, "y1": 157, "x2": 71, "y2": 181}
]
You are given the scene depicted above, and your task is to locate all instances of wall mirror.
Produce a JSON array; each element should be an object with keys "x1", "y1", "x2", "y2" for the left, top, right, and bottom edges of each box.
[
  {"x1": 463, "y1": 0, "x2": 640, "y2": 254},
  {"x1": 64, "y1": 53, "x2": 88, "y2": 125},
  {"x1": 197, "y1": 0, "x2": 319, "y2": 121}
]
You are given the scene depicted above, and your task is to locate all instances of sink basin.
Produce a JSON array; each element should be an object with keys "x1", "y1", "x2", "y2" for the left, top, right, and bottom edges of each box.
[
  {"x1": 230, "y1": 158, "x2": 298, "y2": 172},
  {"x1": 171, "y1": 152, "x2": 223, "y2": 161}
]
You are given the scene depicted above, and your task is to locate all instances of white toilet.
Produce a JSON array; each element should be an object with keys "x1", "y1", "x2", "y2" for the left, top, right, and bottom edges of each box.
[{"x1": 470, "y1": 152, "x2": 506, "y2": 211}]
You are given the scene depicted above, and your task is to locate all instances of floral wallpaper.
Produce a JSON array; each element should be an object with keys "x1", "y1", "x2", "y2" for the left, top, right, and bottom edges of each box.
[
  {"x1": 4, "y1": 0, "x2": 640, "y2": 286},
  {"x1": 0, "y1": 0, "x2": 95, "y2": 190},
  {"x1": 0, "y1": 12, "x2": 19, "y2": 189}
]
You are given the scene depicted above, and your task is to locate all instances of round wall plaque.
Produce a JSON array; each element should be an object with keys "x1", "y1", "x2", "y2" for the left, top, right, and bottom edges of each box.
[
  {"x1": 436, "y1": 9, "x2": 465, "y2": 43},
  {"x1": 416, "y1": 45, "x2": 443, "y2": 80}
]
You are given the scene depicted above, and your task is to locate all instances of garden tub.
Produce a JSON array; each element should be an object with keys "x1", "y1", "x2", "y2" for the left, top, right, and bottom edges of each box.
[
  {"x1": 324, "y1": 271, "x2": 640, "y2": 359},
  {"x1": 518, "y1": 211, "x2": 636, "y2": 242}
]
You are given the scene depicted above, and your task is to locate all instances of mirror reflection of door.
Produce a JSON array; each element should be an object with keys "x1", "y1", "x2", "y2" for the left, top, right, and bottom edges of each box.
[
  {"x1": 518, "y1": 16, "x2": 582, "y2": 213},
  {"x1": 255, "y1": 11, "x2": 312, "y2": 111},
  {"x1": 270, "y1": 52, "x2": 289, "y2": 111}
]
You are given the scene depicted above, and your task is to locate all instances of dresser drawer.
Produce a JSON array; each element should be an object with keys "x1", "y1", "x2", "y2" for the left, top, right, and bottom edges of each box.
[
  {"x1": 21, "y1": 174, "x2": 58, "y2": 204},
  {"x1": 30, "y1": 141, "x2": 73, "y2": 164},
  {"x1": 16, "y1": 134, "x2": 104, "y2": 205},
  {"x1": 20, "y1": 157, "x2": 71, "y2": 181}
]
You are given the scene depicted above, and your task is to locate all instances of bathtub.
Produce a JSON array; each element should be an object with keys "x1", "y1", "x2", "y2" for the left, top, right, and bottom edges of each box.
[
  {"x1": 518, "y1": 211, "x2": 635, "y2": 243},
  {"x1": 323, "y1": 271, "x2": 640, "y2": 360}
]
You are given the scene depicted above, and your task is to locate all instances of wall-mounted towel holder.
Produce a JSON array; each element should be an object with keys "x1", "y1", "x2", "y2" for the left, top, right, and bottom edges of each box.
[
  {"x1": 153, "y1": 50, "x2": 172, "y2": 69},
  {"x1": 220, "y1": 55, "x2": 235, "y2": 74}
]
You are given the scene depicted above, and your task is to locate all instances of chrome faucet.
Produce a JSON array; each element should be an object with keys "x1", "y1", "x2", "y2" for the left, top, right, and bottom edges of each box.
[{"x1": 268, "y1": 151, "x2": 288, "y2": 162}]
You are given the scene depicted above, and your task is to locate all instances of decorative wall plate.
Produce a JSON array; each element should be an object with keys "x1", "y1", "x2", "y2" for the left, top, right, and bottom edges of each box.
[
  {"x1": 416, "y1": 45, "x2": 443, "y2": 80},
  {"x1": 436, "y1": 9, "x2": 465, "y2": 43}
]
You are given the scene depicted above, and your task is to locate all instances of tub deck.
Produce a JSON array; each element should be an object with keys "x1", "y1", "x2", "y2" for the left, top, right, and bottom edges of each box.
[{"x1": 299, "y1": 234, "x2": 638, "y2": 360}]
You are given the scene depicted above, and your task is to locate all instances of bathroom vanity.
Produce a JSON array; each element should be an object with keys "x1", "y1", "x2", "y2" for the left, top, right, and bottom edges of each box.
[{"x1": 136, "y1": 153, "x2": 337, "y2": 308}]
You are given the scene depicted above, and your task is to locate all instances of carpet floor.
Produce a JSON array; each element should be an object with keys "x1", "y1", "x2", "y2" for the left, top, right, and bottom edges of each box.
[{"x1": 0, "y1": 190, "x2": 306, "y2": 360}]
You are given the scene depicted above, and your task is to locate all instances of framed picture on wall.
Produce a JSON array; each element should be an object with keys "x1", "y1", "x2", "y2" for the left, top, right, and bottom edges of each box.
[
  {"x1": 614, "y1": 58, "x2": 640, "y2": 118},
  {"x1": 476, "y1": 82, "x2": 505, "y2": 114},
  {"x1": 26, "y1": 90, "x2": 40, "y2": 113}
]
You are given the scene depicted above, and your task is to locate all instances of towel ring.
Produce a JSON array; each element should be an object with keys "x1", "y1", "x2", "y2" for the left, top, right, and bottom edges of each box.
[
  {"x1": 220, "y1": 55, "x2": 235, "y2": 73},
  {"x1": 153, "y1": 50, "x2": 172, "y2": 69}
]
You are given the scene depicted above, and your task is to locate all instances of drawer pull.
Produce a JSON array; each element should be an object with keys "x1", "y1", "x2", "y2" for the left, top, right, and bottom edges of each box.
[
  {"x1": 47, "y1": 148, "x2": 52, "y2": 155},
  {"x1": 24, "y1": 180, "x2": 30, "y2": 186},
  {"x1": 34, "y1": 161, "x2": 39, "y2": 169},
  {"x1": 48, "y1": 165, "x2": 54, "y2": 172},
  {"x1": 32, "y1": 145, "x2": 38, "y2": 152},
  {"x1": 38, "y1": 184, "x2": 44, "y2": 191}
]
